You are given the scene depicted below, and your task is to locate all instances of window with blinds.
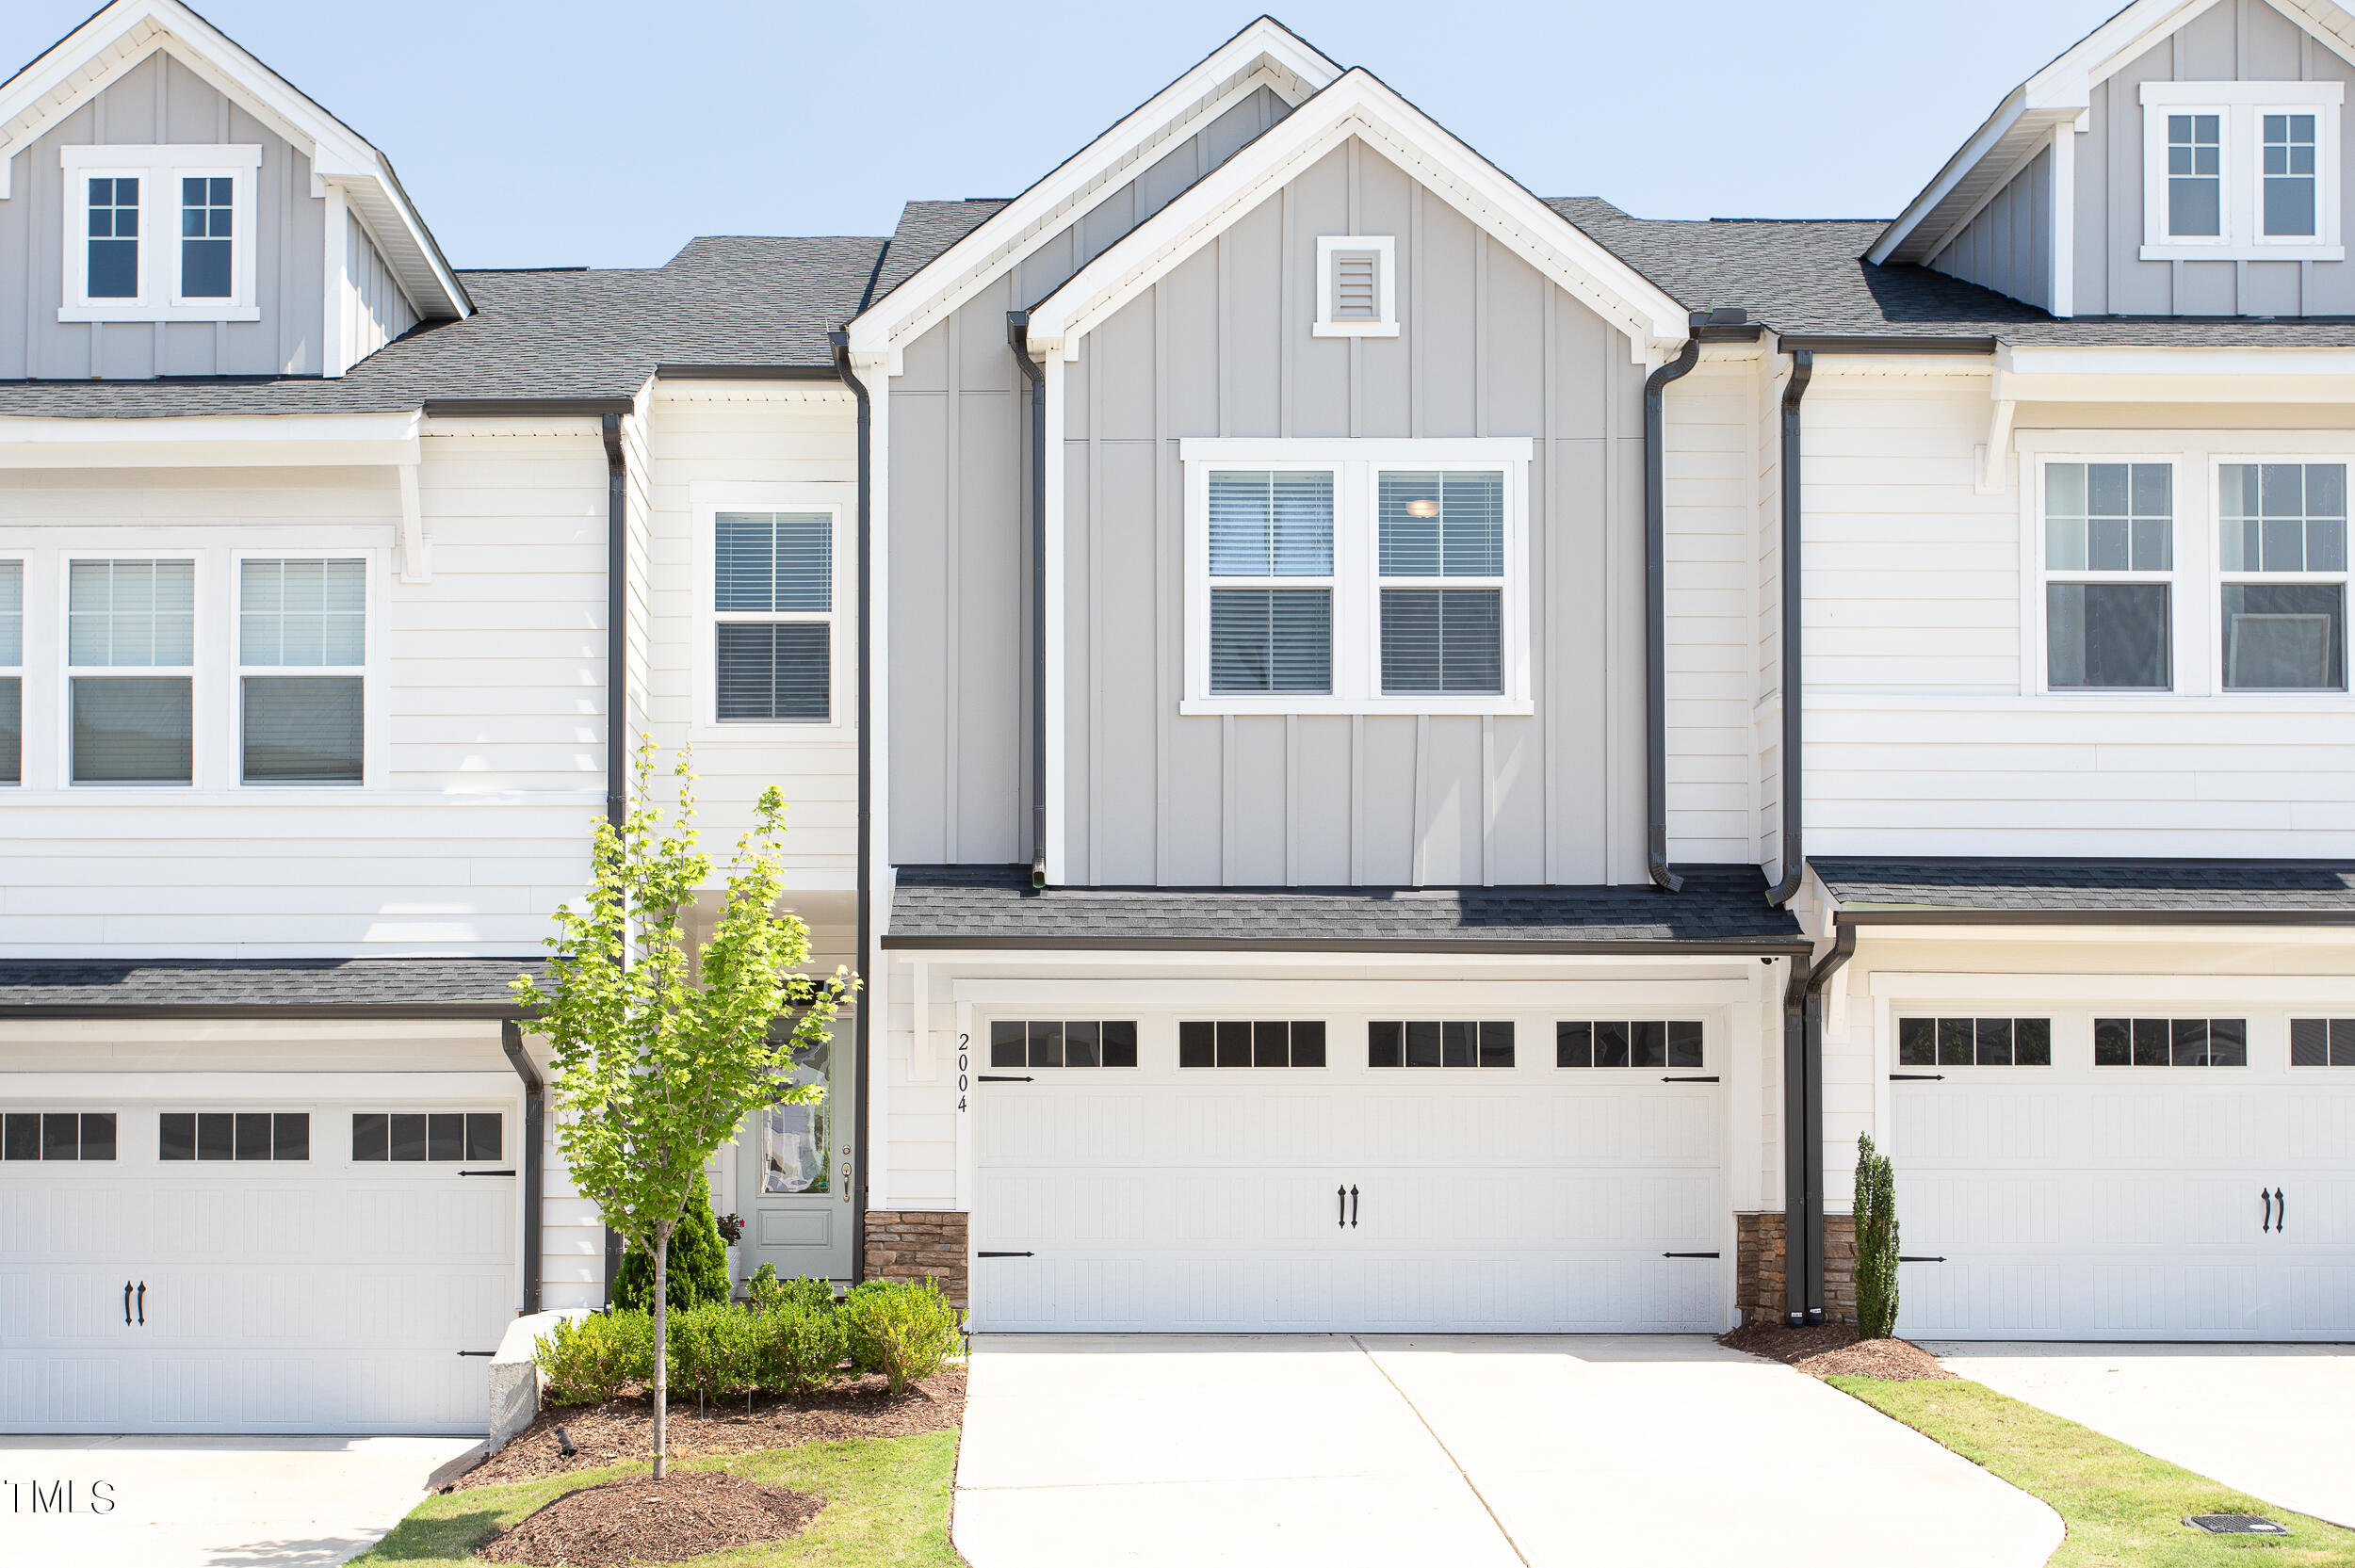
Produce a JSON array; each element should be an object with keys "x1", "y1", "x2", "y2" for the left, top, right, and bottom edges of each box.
[
  {"x1": 68, "y1": 559, "x2": 194, "y2": 784},
  {"x1": 1377, "y1": 471, "x2": 1505, "y2": 694},
  {"x1": 0, "y1": 560, "x2": 19, "y2": 786},
  {"x1": 715, "y1": 510, "x2": 833, "y2": 721},
  {"x1": 1208, "y1": 472, "x2": 1333, "y2": 694},
  {"x1": 239, "y1": 558, "x2": 365, "y2": 784}
]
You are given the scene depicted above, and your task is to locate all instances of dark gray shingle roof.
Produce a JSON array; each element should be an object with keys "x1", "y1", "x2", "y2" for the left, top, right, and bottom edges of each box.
[
  {"x1": 869, "y1": 200, "x2": 1009, "y2": 302},
  {"x1": 887, "y1": 865, "x2": 1805, "y2": 950},
  {"x1": 0, "y1": 235, "x2": 885, "y2": 418},
  {"x1": 0, "y1": 958, "x2": 545, "y2": 1011},
  {"x1": 1550, "y1": 198, "x2": 2355, "y2": 348},
  {"x1": 1811, "y1": 857, "x2": 2355, "y2": 917}
]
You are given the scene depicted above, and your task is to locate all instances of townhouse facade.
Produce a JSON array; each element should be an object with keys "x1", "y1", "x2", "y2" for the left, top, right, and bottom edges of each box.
[{"x1": 0, "y1": 0, "x2": 2350, "y2": 1435}]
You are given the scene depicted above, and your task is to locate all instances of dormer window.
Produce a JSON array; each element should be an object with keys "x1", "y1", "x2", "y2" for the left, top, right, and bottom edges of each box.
[
  {"x1": 60, "y1": 145, "x2": 261, "y2": 321},
  {"x1": 1313, "y1": 235, "x2": 1397, "y2": 337},
  {"x1": 2140, "y1": 84, "x2": 2343, "y2": 260}
]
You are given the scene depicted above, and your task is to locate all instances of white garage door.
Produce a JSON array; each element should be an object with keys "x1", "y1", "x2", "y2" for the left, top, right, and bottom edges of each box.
[
  {"x1": 971, "y1": 1016, "x2": 1723, "y2": 1333},
  {"x1": 0, "y1": 1098, "x2": 516, "y2": 1433},
  {"x1": 1892, "y1": 1014, "x2": 2355, "y2": 1340}
]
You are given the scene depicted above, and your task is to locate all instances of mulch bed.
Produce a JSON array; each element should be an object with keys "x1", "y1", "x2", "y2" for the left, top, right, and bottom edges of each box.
[
  {"x1": 475, "y1": 1469, "x2": 822, "y2": 1565},
  {"x1": 1718, "y1": 1321, "x2": 1956, "y2": 1382},
  {"x1": 460, "y1": 1365, "x2": 966, "y2": 1490}
]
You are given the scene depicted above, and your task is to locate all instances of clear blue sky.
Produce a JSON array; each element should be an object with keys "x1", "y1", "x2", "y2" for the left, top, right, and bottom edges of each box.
[{"x1": 4, "y1": 0, "x2": 2127, "y2": 270}]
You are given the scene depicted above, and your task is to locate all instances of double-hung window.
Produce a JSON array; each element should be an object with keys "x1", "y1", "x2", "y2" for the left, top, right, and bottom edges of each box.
[
  {"x1": 714, "y1": 510, "x2": 833, "y2": 722},
  {"x1": 59, "y1": 146, "x2": 261, "y2": 320},
  {"x1": 2043, "y1": 462, "x2": 2174, "y2": 690},
  {"x1": 2141, "y1": 83, "x2": 2343, "y2": 259},
  {"x1": 2219, "y1": 463, "x2": 2346, "y2": 690},
  {"x1": 1183, "y1": 439, "x2": 1531, "y2": 713},
  {"x1": 68, "y1": 558, "x2": 194, "y2": 784},
  {"x1": 239, "y1": 558, "x2": 366, "y2": 783},
  {"x1": 0, "y1": 560, "x2": 20, "y2": 786}
]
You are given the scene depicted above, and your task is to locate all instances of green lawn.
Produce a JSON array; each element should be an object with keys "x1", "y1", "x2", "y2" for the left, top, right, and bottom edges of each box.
[
  {"x1": 353, "y1": 1429, "x2": 961, "y2": 1568},
  {"x1": 1832, "y1": 1377, "x2": 2355, "y2": 1567}
]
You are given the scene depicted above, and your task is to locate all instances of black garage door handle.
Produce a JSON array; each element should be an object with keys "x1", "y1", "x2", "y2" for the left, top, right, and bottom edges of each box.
[
  {"x1": 1899, "y1": 1255, "x2": 1948, "y2": 1263},
  {"x1": 123, "y1": 1281, "x2": 132, "y2": 1326},
  {"x1": 1663, "y1": 1252, "x2": 1720, "y2": 1258},
  {"x1": 977, "y1": 1251, "x2": 1033, "y2": 1258},
  {"x1": 977, "y1": 1075, "x2": 1032, "y2": 1083},
  {"x1": 2276, "y1": 1187, "x2": 2286, "y2": 1234},
  {"x1": 2263, "y1": 1188, "x2": 2274, "y2": 1233},
  {"x1": 1890, "y1": 1074, "x2": 1944, "y2": 1081}
]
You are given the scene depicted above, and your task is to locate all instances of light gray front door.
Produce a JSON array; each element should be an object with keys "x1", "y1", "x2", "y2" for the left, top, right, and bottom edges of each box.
[{"x1": 736, "y1": 1020, "x2": 855, "y2": 1284}]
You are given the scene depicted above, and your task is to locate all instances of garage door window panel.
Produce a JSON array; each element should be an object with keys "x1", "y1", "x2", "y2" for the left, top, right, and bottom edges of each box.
[
  {"x1": 1556, "y1": 1020, "x2": 1701, "y2": 1069},
  {"x1": 161, "y1": 1110, "x2": 305, "y2": 1160},
  {"x1": 1178, "y1": 1020, "x2": 1326, "y2": 1068},
  {"x1": 987, "y1": 1020, "x2": 1137, "y2": 1069},
  {"x1": 1368, "y1": 1020, "x2": 1513, "y2": 1068},
  {"x1": 1898, "y1": 1017, "x2": 2052, "y2": 1067},
  {"x1": 3, "y1": 1110, "x2": 115, "y2": 1160},
  {"x1": 2291, "y1": 1019, "x2": 2355, "y2": 1065},
  {"x1": 2093, "y1": 1017, "x2": 2247, "y2": 1067},
  {"x1": 350, "y1": 1110, "x2": 500, "y2": 1160}
]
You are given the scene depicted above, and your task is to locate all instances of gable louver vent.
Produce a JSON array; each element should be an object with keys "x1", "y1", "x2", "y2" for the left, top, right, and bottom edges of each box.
[{"x1": 1333, "y1": 250, "x2": 1380, "y2": 319}]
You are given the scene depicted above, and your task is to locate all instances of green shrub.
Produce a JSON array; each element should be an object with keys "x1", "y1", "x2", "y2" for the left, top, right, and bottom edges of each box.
[
  {"x1": 667, "y1": 1302, "x2": 762, "y2": 1409},
  {"x1": 839, "y1": 1278, "x2": 963, "y2": 1394},
  {"x1": 612, "y1": 1169, "x2": 733, "y2": 1312},
  {"x1": 535, "y1": 1309, "x2": 654, "y2": 1405},
  {"x1": 758, "y1": 1301, "x2": 850, "y2": 1395},
  {"x1": 1854, "y1": 1131, "x2": 1901, "y2": 1340},
  {"x1": 749, "y1": 1266, "x2": 836, "y2": 1317}
]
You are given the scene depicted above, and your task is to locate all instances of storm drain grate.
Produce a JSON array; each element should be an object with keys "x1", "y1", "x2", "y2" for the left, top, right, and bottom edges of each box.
[{"x1": 2184, "y1": 1515, "x2": 2289, "y2": 1535}]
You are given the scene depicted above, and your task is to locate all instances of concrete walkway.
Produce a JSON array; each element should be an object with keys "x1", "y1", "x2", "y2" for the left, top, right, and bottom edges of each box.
[
  {"x1": 955, "y1": 1334, "x2": 2059, "y2": 1568},
  {"x1": 1931, "y1": 1342, "x2": 2355, "y2": 1528},
  {"x1": 0, "y1": 1433, "x2": 479, "y2": 1568}
]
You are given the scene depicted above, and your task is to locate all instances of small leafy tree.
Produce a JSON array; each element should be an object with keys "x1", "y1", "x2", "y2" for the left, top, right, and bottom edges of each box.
[
  {"x1": 1853, "y1": 1132, "x2": 1901, "y2": 1340},
  {"x1": 612, "y1": 1169, "x2": 730, "y2": 1312},
  {"x1": 513, "y1": 741, "x2": 854, "y2": 1475}
]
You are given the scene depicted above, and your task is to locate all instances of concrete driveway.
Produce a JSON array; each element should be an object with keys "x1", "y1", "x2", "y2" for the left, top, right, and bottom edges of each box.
[
  {"x1": 1931, "y1": 1342, "x2": 2355, "y2": 1528},
  {"x1": 955, "y1": 1334, "x2": 2059, "y2": 1568},
  {"x1": 0, "y1": 1433, "x2": 479, "y2": 1568}
]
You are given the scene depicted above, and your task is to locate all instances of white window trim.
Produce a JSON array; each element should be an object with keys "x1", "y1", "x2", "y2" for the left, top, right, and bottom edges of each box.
[
  {"x1": 0, "y1": 555, "x2": 21, "y2": 787},
  {"x1": 690, "y1": 482, "x2": 855, "y2": 737},
  {"x1": 2027, "y1": 451, "x2": 2186, "y2": 697},
  {"x1": 1311, "y1": 234, "x2": 1398, "y2": 338},
  {"x1": 58, "y1": 144, "x2": 263, "y2": 323},
  {"x1": 58, "y1": 553, "x2": 204, "y2": 788},
  {"x1": 230, "y1": 551, "x2": 382, "y2": 787},
  {"x1": 2016, "y1": 430, "x2": 2355, "y2": 705},
  {"x1": 2138, "y1": 82, "x2": 2344, "y2": 261},
  {"x1": 1178, "y1": 437, "x2": 1533, "y2": 716},
  {"x1": 2206, "y1": 452, "x2": 2351, "y2": 695}
]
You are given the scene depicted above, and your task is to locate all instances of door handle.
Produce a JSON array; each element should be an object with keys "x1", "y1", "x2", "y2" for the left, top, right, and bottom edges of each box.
[
  {"x1": 2276, "y1": 1187, "x2": 2286, "y2": 1234},
  {"x1": 123, "y1": 1281, "x2": 132, "y2": 1326},
  {"x1": 2263, "y1": 1188, "x2": 2274, "y2": 1233},
  {"x1": 1349, "y1": 1185, "x2": 1359, "y2": 1229},
  {"x1": 1337, "y1": 1185, "x2": 1345, "y2": 1229},
  {"x1": 136, "y1": 1281, "x2": 145, "y2": 1326}
]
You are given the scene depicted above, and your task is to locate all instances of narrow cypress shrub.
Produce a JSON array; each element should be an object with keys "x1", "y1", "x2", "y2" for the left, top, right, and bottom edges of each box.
[
  {"x1": 1853, "y1": 1132, "x2": 1901, "y2": 1339},
  {"x1": 613, "y1": 1169, "x2": 732, "y2": 1312}
]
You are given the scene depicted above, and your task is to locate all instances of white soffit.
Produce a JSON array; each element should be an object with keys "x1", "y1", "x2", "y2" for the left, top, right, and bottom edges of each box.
[
  {"x1": 1871, "y1": 0, "x2": 2355, "y2": 265},
  {"x1": 0, "y1": 411, "x2": 422, "y2": 467},
  {"x1": 1020, "y1": 70, "x2": 1688, "y2": 365},
  {"x1": 843, "y1": 17, "x2": 1343, "y2": 370},
  {"x1": 1994, "y1": 341, "x2": 2355, "y2": 401},
  {"x1": 0, "y1": 0, "x2": 468, "y2": 318}
]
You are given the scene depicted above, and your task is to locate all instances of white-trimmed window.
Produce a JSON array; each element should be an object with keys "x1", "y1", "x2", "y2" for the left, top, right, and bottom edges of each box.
[
  {"x1": 2218, "y1": 462, "x2": 2346, "y2": 691},
  {"x1": 0, "y1": 559, "x2": 20, "y2": 787},
  {"x1": 1181, "y1": 439, "x2": 1531, "y2": 715},
  {"x1": 67, "y1": 558, "x2": 195, "y2": 785},
  {"x1": 59, "y1": 144, "x2": 262, "y2": 321},
  {"x1": 1313, "y1": 235, "x2": 1397, "y2": 337},
  {"x1": 2140, "y1": 83, "x2": 2344, "y2": 259},
  {"x1": 2040, "y1": 461, "x2": 2176, "y2": 691},
  {"x1": 714, "y1": 509, "x2": 834, "y2": 723},
  {"x1": 238, "y1": 558, "x2": 366, "y2": 784}
]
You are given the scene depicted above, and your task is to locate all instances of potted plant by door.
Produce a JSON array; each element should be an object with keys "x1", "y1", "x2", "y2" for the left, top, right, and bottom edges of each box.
[{"x1": 716, "y1": 1211, "x2": 746, "y2": 1288}]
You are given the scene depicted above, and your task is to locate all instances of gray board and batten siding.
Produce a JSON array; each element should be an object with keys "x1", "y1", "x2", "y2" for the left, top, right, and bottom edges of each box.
[
  {"x1": 890, "y1": 126, "x2": 1648, "y2": 888},
  {"x1": 1932, "y1": 0, "x2": 2355, "y2": 315},
  {"x1": 0, "y1": 46, "x2": 405, "y2": 379},
  {"x1": 886, "y1": 85, "x2": 1291, "y2": 869}
]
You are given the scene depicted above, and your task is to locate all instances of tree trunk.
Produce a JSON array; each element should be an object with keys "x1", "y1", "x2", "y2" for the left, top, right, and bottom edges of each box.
[{"x1": 651, "y1": 1222, "x2": 672, "y2": 1479}]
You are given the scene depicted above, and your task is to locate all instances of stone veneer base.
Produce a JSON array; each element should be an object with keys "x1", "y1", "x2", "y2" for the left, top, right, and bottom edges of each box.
[{"x1": 863, "y1": 1210, "x2": 969, "y2": 1309}]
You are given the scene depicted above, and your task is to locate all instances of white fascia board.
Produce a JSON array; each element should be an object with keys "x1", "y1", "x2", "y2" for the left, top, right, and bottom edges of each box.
[
  {"x1": 1995, "y1": 342, "x2": 2355, "y2": 401},
  {"x1": 1025, "y1": 72, "x2": 1686, "y2": 365},
  {"x1": 842, "y1": 18, "x2": 1342, "y2": 367},
  {"x1": 1870, "y1": 90, "x2": 2032, "y2": 264},
  {"x1": 0, "y1": 0, "x2": 466, "y2": 318},
  {"x1": 0, "y1": 411, "x2": 421, "y2": 468}
]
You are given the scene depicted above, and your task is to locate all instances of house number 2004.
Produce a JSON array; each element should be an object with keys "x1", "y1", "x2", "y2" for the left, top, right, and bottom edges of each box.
[{"x1": 957, "y1": 1032, "x2": 969, "y2": 1113}]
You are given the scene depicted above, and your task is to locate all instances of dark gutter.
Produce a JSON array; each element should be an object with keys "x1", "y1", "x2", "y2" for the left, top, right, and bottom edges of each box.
[
  {"x1": 883, "y1": 935, "x2": 1810, "y2": 956},
  {"x1": 501, "y1": 1021, "x2": 544, "y2": 1317},
  {"x1": 1766, "y1": 349, "x2": 1813, "y2": 907},
  {"x1": 1008, "y1": 311, "x2": 1048, "y2": 890},
  {"x1": 0, "y1": 1001, "x2": 528, "y2": 1019},
  {"x1": 1642, "y1": 316, "x2": 1703, "y2": 895},
  {"x1": 1772, "y1": 335, "x2": 1998, "y2": 355},
  {"x1": 651, "y1": 364, "x2": 845, "y2": 381},
  {"x1": 601, "y1": 415, "x2": 629, "y2": 832},
  {"x1": 422, "y1": 398, "x2": 637, "y2": 418},
  {"x1": 1818, "y1": 906, "x2": 2355, "y2": 927},
  {"x1": 1782, "y1": 917, "x2": 1856, "y2": 1326},
  {"x1": 828, "y1": 330, "x2": 877, "y2": 1285}
]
